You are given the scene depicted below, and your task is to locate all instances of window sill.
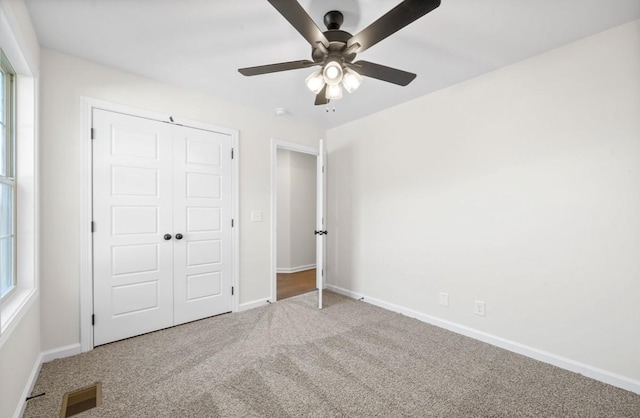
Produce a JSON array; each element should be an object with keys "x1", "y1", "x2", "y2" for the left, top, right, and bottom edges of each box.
[{"x1": 0, "y1": 286, "x2": 38, "y2": 350}]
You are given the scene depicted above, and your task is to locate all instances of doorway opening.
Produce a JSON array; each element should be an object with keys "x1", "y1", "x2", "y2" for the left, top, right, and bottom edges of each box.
[{"x1": 271, "y1": 140, "x2": 320, "y2": 302}]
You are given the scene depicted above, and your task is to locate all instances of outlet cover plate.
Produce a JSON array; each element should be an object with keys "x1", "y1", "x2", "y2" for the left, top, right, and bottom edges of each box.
[
  {"x1": 474, "y1": 300, "x2": 486, "y2": 316},
  {"x1": 439, "y1": 292, "x2": 449, "y2": 307}
]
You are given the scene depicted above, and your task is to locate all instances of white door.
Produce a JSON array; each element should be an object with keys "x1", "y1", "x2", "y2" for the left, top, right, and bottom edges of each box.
[
  {"x1": 92, "y1": 109, "x2": 175, "y2": 345},
  {"x1": 316, "y1": 139, "x2": 326, "y2": 309},
  {"x1": 93, "y1": 109, "x2": 234, "y2": 345},
  {"x1": 172, "y1": 125, "x2": 233, "y2": 324}
]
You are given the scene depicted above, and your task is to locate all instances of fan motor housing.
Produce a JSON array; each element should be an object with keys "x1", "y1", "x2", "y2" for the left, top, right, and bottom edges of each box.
[{"x1": 312, "y1": 11, "x2": 356, "y2": 63}]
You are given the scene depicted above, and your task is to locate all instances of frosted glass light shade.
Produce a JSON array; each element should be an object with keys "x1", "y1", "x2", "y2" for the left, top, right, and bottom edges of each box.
[
  {"x1": 342, "y1": 68, "x2": 362, "y2": 93},
  {"x1": 305, "y1": 69, "x2": 325, "y2": 94},
  {"x1": 325, "y1": 83, "x2": 343, "y2": 100},
  {"x1": 323, "y1": 61, "x2": 343, "y2": 85}
]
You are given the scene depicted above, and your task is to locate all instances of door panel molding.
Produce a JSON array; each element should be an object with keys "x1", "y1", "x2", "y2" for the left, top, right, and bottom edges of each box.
[
  {"x1": 173, "y1": 125, "x2": 233, "y2": 325},
  {"x1": 80, "y1": 97, "x2": 239, "y2": 351},
  {"x1": 92, "y1": 109, "x2": 175, "y2": 345}
]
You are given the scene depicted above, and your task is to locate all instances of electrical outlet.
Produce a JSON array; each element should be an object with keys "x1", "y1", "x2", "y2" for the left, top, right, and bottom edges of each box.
[
  {"x1": 439, "y1": 292, "x2": 449, "y2": 307},
  {"x1": 474, "y1": 300, "x2": 486, "y2": 316}
]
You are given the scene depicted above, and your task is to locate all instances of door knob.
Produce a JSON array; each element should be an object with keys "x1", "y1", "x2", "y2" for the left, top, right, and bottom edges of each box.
[
  {"x1": 163, "y1": 234, "x2": 172, "y2": 240},
  {"x1": 175, "y1": 233, "x2": 184, "y2": 240}
]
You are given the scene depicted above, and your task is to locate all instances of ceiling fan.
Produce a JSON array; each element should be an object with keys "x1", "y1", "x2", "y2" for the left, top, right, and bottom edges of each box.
[{"x1": 238, "y1": 0, "x2": 441, "y2": 106}]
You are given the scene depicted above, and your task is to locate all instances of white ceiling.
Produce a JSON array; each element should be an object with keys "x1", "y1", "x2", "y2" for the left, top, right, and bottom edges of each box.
[{"x1": 24, "y1": 0, "x2": 640, "y2": 129}]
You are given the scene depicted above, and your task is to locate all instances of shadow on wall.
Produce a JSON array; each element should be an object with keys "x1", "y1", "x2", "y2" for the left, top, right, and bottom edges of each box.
[{"x1": 326, "y1": 142, "x2": 357, "y2": 290}]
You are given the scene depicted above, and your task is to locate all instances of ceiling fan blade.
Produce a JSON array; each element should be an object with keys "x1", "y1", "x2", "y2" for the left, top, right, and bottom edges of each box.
[
  {"x1": 315, "y1": 85, "x2": 329, "y2": 106},
  {"x1": 348, "y1": 61, "x2": 416, "y2": 86},
  {"x1": 238, "y1": 60, "x2": 316, "y2": 76},
  {"x1": 348, "y1": 0, "x2": 440, "y2": 54},
  {"x1": 268, "y1": 0, "x2": 329, "y2": 47}
]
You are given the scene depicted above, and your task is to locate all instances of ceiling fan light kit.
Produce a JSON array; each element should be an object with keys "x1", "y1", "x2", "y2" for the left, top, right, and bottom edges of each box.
[
  {"x1": 342, "y1": 68, "x2": 363, "y2": 93},
  {"x1": 238, "y1": 0, "x2": 441, "y2": 106},
  {"x1": 322, "y1": 61, "x2": 343, "y2": 85},
  {"x1": 305, "y1": 69, "x2": 325, "y2": 94},
  {"x1": 305, "y1": 60, "x2": 362, "y2": 100},
  {"x1": 326, "y1": 83, "x2": 343, "y2": 100}
]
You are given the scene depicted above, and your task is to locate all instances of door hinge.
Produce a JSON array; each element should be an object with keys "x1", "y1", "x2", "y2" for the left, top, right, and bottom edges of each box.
[
  {"x1": 231, "y1": 286, "x2": 234, "y2": 296},
  {"x1": 91, "y1": 314, "x2": 95, "y2": 326},
  {"x1": 231, "y1": 148, "x2": 234, "y2": 159},
  {"x1": 231, "y1": 219, "x2": 234, "y2": 227},
  {"x1": 90, "y1": 128, "x2": 95, "y2": 140},
  {"x1": 322, "y1": 165, "x2": 324, "y2": 173},
  {"x1": 91, "y1": 221, "x2": 95, "y2": 232}
]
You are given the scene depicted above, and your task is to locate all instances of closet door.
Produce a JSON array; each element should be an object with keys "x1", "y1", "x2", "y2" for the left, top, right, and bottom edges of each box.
[
  {"x1": 172, "y1": 125, "x2": 233, "y2": 324},
  {"x1": 92, "y1": 109, "x2": 174, "y2": 345}
]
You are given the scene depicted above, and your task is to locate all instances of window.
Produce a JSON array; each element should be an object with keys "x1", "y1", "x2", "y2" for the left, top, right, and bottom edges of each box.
[
  {"x1": 0, "y1": 4, "x2": 37, "y2": 341},
  {"x1": 0, "y1": 48, "x2": 15, "y2": 300}
]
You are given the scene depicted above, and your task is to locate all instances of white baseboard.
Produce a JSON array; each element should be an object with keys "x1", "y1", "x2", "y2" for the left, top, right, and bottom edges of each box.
[
  {"x1": 326, "y1": 284, "x2": 640, "y2": 395},
  {"x1": 276, "y1": 264, "x2": 316, "y2": 274},
  {"x1": 41, "y1": 343, "x2": 82, "y2": 363},
  {"x1": 13, "y1": 353, "x2": 43, "y2": 418},
  {"x1": 238, "y1": 298, "x2": 272, "y2": 312}
]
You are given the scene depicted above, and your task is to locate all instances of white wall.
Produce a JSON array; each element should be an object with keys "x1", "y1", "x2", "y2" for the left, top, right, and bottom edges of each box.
[
  {"x1": 38, "y1": 49, "x2": 324, "y2": 352},
  {"x1": 326, "y1": 19, "x2": 640, "y2": 386},
  {"x1": 276, "y1": 149, "x2": 316, "y2": 271},
  {"x1": 0, "y1": 302, "x2": 40, "y2": 418}
]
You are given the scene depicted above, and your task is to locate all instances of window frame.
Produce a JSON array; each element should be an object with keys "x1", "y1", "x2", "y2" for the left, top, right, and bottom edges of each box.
[
  {"x1": 0, "y1": 0, "x2": 38, "y2": 345},
  {"x1": 0, "y1": 47, "x2": 16, "y2": 302}
]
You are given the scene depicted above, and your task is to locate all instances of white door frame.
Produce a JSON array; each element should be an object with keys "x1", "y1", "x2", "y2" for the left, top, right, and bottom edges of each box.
[
  {"x1": 270, "y1": 139, "x2": 320, "y2": 303},
  {"x1": 80, "y1": 97, "x2": 239, "y2": 352}
]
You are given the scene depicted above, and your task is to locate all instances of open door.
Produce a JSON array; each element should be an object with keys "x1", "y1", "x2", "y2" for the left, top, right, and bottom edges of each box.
[{"x1": 316, "y1": 139, "x2": 327, "y2": 309}]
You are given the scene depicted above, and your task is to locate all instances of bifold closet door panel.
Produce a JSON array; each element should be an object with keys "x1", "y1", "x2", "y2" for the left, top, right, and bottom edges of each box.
[
  {"x1": 92, "y1": 109, "x2": 175, "y2": 346},
  {"x1": 172, "y1": 125, "x2": 234, "y2": 325}
]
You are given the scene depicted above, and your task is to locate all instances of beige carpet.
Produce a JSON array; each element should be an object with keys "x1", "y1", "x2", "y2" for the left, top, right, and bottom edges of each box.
[{"x1": 25, "y1": 291, "x2": 640, "y2": 417}]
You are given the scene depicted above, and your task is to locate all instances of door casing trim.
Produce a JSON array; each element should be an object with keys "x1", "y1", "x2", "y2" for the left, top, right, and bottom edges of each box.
[{"x1": 80, "y1": 97, "x2": 240, "y2": 352}]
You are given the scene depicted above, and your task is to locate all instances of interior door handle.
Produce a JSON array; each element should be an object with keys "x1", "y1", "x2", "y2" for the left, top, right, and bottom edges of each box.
[
  {"x1": 175, "y1": 233, "x2": 184, "y2": 240},
  {"x1": 163, "y1": 234, "x2": 172, "y2": 240}
]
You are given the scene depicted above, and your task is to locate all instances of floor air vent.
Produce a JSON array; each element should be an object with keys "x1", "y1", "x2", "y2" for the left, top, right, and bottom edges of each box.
[{"x1": 60, "y1": 382, "x2": 102, "y2": 417}]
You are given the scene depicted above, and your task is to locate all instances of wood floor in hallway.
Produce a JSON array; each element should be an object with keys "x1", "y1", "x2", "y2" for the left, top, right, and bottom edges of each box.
[{"x1": 277, "y1": 268, "x2": 316, "y2": 300}]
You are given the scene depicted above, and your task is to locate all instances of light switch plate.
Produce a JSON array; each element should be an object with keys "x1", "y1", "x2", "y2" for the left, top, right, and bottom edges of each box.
[{"x1": 251, "y1": 210, "x2": 263, "y2": 222}]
